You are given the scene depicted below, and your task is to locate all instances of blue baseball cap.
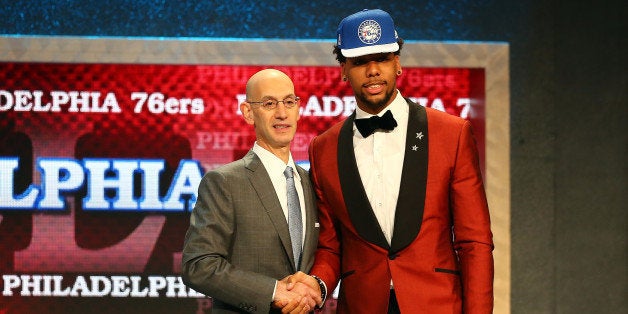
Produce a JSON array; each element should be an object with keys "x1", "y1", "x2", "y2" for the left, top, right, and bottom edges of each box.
[{"x1": 337, "y1": 9, "x2": 399, "y2": 58}]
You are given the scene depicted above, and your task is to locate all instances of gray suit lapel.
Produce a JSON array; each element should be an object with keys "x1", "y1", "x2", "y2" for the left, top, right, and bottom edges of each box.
[
  {"x1": 243, "y1": 151, "x2": 297, "y2": 270},
  {"x1": 296, "y1": 166, "x2": 317, "y2": 271}
]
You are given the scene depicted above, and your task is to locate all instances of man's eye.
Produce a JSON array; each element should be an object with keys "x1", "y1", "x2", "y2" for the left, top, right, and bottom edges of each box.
[{"x1": 263, "y1": 100, "x2": 276, "y2": 108}]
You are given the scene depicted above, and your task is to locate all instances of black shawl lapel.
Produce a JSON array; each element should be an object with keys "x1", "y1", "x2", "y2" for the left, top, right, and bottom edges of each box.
[
  {"x1": 389, "y1": 99, "x2": 428, "y2": 254},
  {"x1": 338, "y1": 114, "x2": 390, "y2": 250}
]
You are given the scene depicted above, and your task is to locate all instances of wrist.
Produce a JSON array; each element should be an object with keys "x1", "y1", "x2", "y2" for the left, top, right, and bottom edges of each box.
[{"x1": 310, "y1": 275, "x2": 327, "y2": 308}]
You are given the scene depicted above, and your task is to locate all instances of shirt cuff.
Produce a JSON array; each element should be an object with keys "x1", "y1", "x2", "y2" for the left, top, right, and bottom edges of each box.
[{"x1": 272, "y1": 280, "x2": 277, "y2": 300}]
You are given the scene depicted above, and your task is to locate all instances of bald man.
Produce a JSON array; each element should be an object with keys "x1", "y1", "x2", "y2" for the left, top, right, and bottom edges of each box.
[{"x1": 182, "y1": 69, "x2": 320, "y2": 313}]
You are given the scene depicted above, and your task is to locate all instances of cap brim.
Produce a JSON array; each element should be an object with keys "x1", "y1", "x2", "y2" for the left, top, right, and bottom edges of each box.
[{"x1": 341, "y1": 42, "x2": 399, "y2": 58}]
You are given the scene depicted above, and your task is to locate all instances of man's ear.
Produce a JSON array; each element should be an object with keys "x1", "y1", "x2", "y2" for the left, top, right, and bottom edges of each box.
[
  {"x1": 394, "y1": 55, "x2": 402, "y2": 75},
  {"x1": 340, "y1": 63, "x2": 347, "y2": 81},
  {"x1": 240, "y1": 102, "x2": 254, "y2": 125}
]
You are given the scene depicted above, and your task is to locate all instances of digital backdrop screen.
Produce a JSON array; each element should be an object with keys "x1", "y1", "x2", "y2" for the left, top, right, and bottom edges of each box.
[{"x1": 0, "y1": 37, "x2": 508, "y2": 314}]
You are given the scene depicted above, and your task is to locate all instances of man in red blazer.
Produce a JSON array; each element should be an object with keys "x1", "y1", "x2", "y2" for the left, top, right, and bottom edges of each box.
[{"x1": 291, "y1": 8, "x2": 494, "y2": 314}]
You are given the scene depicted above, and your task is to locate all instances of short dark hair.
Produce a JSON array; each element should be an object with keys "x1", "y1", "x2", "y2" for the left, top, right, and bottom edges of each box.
[{"x1": 333, "y1": 37, "x2": 405, "y2": 63}]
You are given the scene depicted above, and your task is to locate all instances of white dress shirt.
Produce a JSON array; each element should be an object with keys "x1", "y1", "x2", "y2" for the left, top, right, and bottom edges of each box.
[{"x1": 353, "y1": 90, "x2": 408, "y2": 245}]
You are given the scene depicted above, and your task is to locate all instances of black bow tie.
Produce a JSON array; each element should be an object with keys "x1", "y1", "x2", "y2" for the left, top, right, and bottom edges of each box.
[{"x1": 354, "y1": 110, "x2": 398, "y2": 137}]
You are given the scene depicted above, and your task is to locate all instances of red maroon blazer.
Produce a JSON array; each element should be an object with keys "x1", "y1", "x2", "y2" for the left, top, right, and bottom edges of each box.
[{"x1": 308, "y1": 99, "x2": 494, "y2": 314}]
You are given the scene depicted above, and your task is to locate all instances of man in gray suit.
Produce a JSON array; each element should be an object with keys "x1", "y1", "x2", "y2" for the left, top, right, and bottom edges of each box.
[{"x1": 182, "y1": 69, "x2": 321, "y2": 313}]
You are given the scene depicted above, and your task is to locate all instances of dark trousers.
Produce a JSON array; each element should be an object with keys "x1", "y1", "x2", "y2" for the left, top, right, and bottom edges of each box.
[{"x1": 388, "y1": 289, "x2": 401, "y2": 314}]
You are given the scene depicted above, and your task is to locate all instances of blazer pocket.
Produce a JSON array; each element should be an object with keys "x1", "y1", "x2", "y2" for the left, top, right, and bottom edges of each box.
[
  {"x1": 434, "y1": 268, "x2": 461, "y2": 276},
  {"x1": 340, "y1": 270, "x2": 356, "y2": 279}
]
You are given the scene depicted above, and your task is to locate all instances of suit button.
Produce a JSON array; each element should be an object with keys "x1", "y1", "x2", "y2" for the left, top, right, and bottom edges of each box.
[{"x1": 388, "y1": 253, "x2": 397, "y2": 260}]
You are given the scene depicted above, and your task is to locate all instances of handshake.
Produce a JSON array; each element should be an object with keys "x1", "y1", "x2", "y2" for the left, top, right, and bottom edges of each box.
[{"x1": 272, "y1": 271, "x2": 324, "y2": 314}]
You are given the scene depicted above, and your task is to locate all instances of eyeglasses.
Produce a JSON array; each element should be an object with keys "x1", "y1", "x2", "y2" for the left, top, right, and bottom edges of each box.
[{"x1": 247, "y1": 96, "x2": 300, "y2": 110}]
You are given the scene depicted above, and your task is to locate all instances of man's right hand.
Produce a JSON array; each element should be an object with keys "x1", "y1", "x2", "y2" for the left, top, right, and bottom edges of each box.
[
  {"x1": 272, "y1": 276, "x2": 318, "y2": 314},
  {"x1": 285, "y1": 272, "x2": 323, "y2": 307}
]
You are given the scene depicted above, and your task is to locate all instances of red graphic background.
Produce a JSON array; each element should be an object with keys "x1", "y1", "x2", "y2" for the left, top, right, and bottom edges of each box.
[{"x1": 0, "y1": 62, "x2": 485, "y2": 313}]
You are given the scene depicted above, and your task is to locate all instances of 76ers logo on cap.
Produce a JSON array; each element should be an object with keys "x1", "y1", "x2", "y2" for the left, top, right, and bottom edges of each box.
[{"x1": 357, "y1": 20, "x2": 381, "y2": 44}]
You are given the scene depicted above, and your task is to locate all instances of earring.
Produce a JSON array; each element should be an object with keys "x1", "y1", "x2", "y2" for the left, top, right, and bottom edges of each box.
[
  {"x1": 342, "y1": 76, "x2": 347, "y2": 81},
  {"x1": 397, "y1": 70, "x2": 402, "y2": 76}
]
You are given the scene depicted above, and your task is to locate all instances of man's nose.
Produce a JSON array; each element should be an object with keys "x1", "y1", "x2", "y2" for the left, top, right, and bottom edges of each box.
[
  {"x1": 366, "y1": 61, "x2": 380, "y2": 77},
  {"x1": 274, "y1": 102, "x2": 288, "y2": 117}
]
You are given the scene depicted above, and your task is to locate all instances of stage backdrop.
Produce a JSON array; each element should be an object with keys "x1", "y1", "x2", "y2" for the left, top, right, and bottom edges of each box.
[{"x1": 0, "y1": 36, "x2": 509, "y2": 314}]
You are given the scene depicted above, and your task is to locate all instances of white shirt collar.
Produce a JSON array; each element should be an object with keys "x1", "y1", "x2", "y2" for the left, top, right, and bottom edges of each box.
[{"x1": 252, "y1": 142, "x2": 300, "y2": 181}]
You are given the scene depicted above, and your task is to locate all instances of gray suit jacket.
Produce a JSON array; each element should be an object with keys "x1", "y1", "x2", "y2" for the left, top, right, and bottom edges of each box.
[{"x1": 182, "y1": 150, "x2": 319, "y2": 313}]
